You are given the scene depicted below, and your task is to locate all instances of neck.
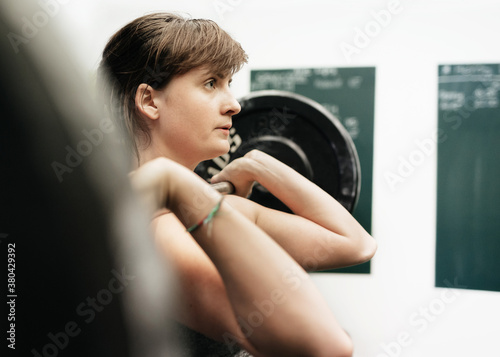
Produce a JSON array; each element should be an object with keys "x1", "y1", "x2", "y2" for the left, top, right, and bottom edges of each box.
[{"x1": 137, "y1": 143, "x2": 200, "y2": 171}]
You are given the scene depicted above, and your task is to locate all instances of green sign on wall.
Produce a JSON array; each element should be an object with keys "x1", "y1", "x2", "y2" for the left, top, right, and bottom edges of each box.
[
  {"x1": 251, "y1": 67, "x2": 375, "y2": 274},
  {"x1": 436, "y1": 64, "x2": 500, "y2": 292}
]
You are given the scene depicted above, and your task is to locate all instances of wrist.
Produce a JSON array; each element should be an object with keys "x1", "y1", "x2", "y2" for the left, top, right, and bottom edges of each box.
[
  {"x1": 243, "y1": 150, "x2": 266, "y2": 180},
  {"x1": 168, "y1": 165, "x2": 222, "y2": 226},
  {"x1": 243, "y1": 149, "x2": 280, "y2": 186}
]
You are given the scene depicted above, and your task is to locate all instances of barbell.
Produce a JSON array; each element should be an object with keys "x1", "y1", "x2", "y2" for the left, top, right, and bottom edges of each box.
[{"x1": 199, "y1": 90, "x2": 360, "y2": 213}]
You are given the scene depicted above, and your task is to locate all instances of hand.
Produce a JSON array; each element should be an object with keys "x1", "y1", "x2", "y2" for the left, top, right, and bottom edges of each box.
[{"x1": 210, "y1": 153, "x2": 259, "y2": 198}]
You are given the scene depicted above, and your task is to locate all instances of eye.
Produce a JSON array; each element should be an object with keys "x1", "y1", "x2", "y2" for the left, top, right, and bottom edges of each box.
[{"x1": 205, "y1": 79, "x2": 216, "y2": 89}]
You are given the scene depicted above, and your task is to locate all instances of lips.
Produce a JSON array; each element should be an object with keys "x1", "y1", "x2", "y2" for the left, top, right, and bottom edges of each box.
[{"x1": 217, "y1": 123, "x2": 232, "y2": 130}]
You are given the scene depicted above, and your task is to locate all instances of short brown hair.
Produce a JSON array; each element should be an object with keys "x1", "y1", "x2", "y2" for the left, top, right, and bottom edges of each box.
[{"x1": 98, "y1": 13, "x2": 248, "y2": 162}]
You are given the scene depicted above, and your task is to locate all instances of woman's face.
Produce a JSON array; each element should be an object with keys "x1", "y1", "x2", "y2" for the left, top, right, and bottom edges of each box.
[{"x1": 154, "y1": 66, "x2": 241, "y2": 168}]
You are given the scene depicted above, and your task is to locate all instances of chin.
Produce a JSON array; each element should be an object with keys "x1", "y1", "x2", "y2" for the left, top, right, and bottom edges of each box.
[{"x1": 203, "y1": 144, "x2": 230, "y2": 161}]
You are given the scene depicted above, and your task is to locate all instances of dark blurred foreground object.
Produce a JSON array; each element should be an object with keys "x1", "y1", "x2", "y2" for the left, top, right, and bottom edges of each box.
[{"x1": 0, "y1": 1, "x2": 179, "y2": 356}]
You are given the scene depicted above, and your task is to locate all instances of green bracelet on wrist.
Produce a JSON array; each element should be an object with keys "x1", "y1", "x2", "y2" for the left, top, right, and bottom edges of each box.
[{"x1": 187, "y1": 197, "x2": 224, "y2": 233}]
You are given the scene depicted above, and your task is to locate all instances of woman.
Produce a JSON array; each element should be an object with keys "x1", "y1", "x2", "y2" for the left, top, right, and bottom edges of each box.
[{"x1": 99, "y1": 12, "x2": 376, "y2": 357}]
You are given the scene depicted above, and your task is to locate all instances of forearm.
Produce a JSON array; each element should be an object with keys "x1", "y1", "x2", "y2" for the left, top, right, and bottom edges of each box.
[{"x1": 248, "y1": 150, "x2": 369, "y2": 235}]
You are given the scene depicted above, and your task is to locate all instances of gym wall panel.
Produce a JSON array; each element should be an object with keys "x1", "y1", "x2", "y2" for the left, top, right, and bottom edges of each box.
[{"x1": 436, "y1": 63, "x2": 500, "y2": 292}]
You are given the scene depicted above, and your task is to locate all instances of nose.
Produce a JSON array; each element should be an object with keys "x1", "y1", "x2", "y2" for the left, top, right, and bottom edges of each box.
[{"x1": 222, "y1": 91, "x2": 241, "y2": 116}]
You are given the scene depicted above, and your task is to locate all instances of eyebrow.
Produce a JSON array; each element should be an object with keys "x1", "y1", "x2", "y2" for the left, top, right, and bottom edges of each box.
[{"x1": 201, "y1": 69, "x2": 231, "y2": 81}]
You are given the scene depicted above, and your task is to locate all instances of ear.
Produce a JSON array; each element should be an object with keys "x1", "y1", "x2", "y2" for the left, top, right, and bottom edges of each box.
[{"x1": 135, "y1": 83, "x2": 160, "y2": 120}]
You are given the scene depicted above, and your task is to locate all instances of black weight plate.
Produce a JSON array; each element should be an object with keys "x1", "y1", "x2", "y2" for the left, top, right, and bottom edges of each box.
[{"x1": 195, "y1": 90, "x2": 360, "y2": 213}]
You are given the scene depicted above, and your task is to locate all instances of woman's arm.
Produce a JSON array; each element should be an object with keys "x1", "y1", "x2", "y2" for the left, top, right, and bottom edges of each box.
[
  {"x1": 211, "y1": 149, "x2": 377, "y2": 271},
  {"x1": 130, "y1": 157, "x2": 353, "y2": 357}
]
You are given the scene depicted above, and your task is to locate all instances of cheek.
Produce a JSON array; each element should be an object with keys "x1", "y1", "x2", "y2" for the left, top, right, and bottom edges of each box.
[
  {"x1": 163, "y1": 121, "x2": 195, "y2": 142},
  {"x1": 172, "y1": 97, "x2": 206, "y2": 126},
  {"x1": 162, "y1": 113, "x2": 204, "y2": 146},
  {"x1": 161, "y1": 90, "x2": 214, "y2": 140}
]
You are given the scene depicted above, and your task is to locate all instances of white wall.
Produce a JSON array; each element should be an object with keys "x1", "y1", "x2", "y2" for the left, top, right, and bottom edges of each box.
[{"x1": 34, "y1": 0, "x2": 500, "y2": 355}]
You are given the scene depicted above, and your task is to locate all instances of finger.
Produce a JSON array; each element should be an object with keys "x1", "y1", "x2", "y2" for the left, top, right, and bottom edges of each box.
[{"x1": 210, "y1": 173, "x2": 224, "y2": 184}]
